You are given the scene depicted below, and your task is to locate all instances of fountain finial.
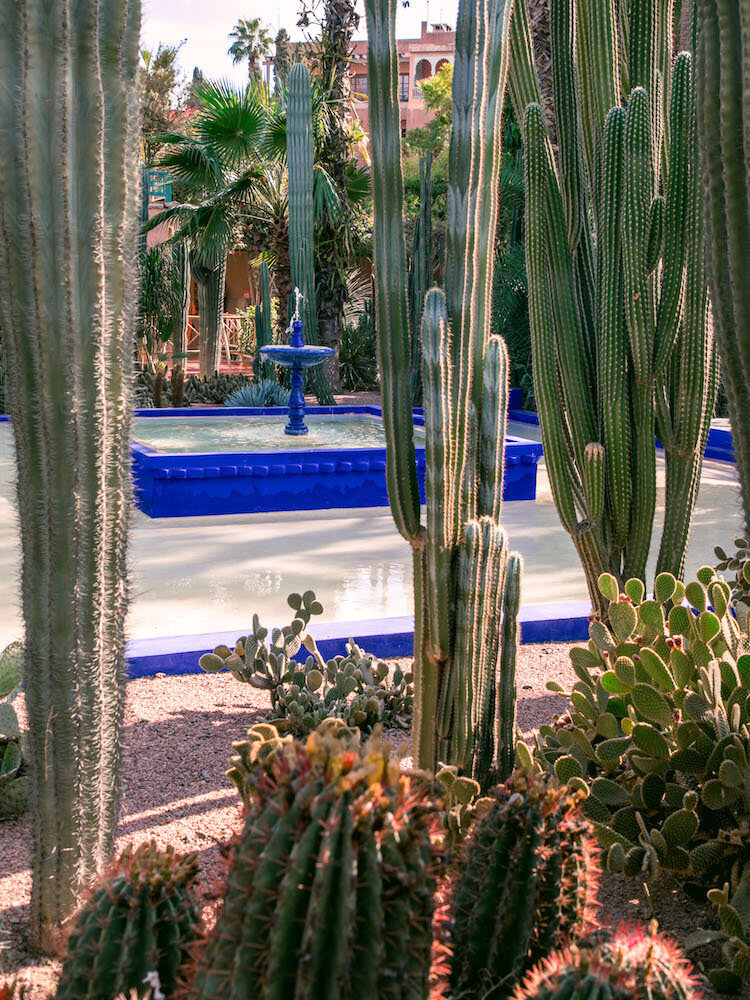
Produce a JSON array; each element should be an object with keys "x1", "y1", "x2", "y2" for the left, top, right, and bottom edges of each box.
[{"x1": 293, "y1": 286, "x2": 304, "y2": 322}]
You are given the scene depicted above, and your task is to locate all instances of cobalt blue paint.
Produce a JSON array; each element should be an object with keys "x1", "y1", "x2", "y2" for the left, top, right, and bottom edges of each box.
[{"x1": 131, "y1": 405, "x2": 544, "y2": 518}]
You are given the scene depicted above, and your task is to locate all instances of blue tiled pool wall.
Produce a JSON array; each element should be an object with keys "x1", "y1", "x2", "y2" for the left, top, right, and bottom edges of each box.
[{"x1": 131, "y1": 405, "x2": 544, "y2": 517}]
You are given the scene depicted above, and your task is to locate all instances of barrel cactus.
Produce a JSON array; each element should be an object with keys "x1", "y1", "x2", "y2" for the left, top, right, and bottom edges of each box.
[
  {"x1": 0, "y1": 0, "x2": 139, "y2": 947},
  {"x1": 695, "y1": 0, "x2": 750, "y2": 545},
  {"x1": 513, "y1": 922, "x2": 699, "y2": 1000},
  {"x1": 187, "y1": 719, "x2": 441, "y2": 999},
  {"x1": 450, "y1": 770, "x2": 600, "y2": 1000},
  {"x1": 510, "y1": 0, "x2": 715, "y2": 614},
  {"x1": 57, "y1": 842, "x2": 201, "y2": 1000},
  {"x1": 365, "y1": 0, "x2": 523, "y2": 778}
]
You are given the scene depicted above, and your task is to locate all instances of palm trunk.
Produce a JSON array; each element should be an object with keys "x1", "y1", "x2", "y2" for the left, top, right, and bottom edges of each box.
[
  {"x1": 172, "y1": 240, "x2": 190, "y2": 358},
  {"x1": 191, "y1": 248, "x2": 227, "y2": 376}
]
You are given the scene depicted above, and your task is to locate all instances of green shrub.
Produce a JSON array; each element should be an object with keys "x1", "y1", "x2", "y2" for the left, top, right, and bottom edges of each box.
[
  {"x1": 523, "y1": 569, "x2": 750, "y2": 886},
  {"x1": 199, "y1": 590, "x2": 413, "y2": 738},
  {"x1": 224, "y1": 379, "x2": 291, "y2": 408},
  {"x1": 339, "y1": 303, "x2": 378, "y2": 392}
]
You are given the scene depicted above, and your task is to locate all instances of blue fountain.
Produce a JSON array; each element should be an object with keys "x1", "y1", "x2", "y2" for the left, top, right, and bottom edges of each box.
[{"x1": 259, "y1": 288, "x2": 335, "y2": 436}]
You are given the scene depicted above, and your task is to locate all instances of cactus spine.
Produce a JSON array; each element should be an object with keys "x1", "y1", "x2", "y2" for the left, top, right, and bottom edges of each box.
[
  {"x1": 0, "y1": 0, "x2": 139, "y2": 949},
  {"x1": 57, "y1": 843, "x2": 201, "y2": 1000},
  {"x1": 510, "y1": 0, "x2": 715, "y2": 615},
  {"x1": 366, "y1": 0, "x2": 522, "y2": 775},
  {"x1": 450, "y1": 771, "x2": 601, "y2": 1000},
  {"x1": 695, "y1": 0, "x2": 750, "y2": 541},
  {"x1": 287, "y1": 63, "x2": 334, "y2": 405},
  {"x1": 188, "y1": 721, "x2": 439, "y2": 1000}
]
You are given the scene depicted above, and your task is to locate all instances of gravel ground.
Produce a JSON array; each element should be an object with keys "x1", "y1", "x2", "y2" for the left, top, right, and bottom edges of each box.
[{"x1": 0, "y1": 644, "x2": 724, "y2": 998}]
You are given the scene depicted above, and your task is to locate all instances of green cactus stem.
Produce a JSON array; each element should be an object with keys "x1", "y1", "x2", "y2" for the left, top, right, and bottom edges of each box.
[
  {"x1": 695, "y1": 0, "x2": 750, "y2": 542},
  {"x1": 171, "y1": 239, "x2": 191, "y2": 359},
  {"x1": 56, "y1": 842, "x2": 201, "y2": 1000},
  {"x1": 287, "y1": 62, "x2": 334, "y2": 405},
  {"x1": 0, "y1": 0, "x2": 139, "y2": 949},
  {"x1": 366, "y1": 0, "x2": 522, "y2": 775},
  {"x1": 510, "y1": 0, "x2": 716, "y2": 614},
  {"x1": 255, "y1": 260, "x2": 275, "y2": 381},
  {"x1": 408, "y1": 150, "x2": 434, "y2": 405}
]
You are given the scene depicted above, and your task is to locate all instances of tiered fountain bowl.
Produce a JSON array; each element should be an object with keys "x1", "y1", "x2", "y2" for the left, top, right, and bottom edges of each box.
[{"x1": 260, "y1": 317, "x2": 334, "y2": 436}]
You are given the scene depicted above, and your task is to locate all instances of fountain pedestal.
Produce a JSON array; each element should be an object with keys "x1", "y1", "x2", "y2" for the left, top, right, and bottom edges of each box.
[{"x1": 259, "y1": 316, "x2": 334, "y2": 436}]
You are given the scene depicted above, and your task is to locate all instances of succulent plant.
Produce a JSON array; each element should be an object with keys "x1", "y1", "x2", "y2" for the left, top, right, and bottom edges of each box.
[
  {"x1": 513, "y1": 922, "x2": 699, "y2": 1000},
  {"x1": 57, "y1": 841, "x2": 201, "y2": 1000},
  {"x1": 450, "y1": 770, "x2": 600, "y2": 1000},
  {"x1": 199, "y1": 590, "x2": 413, "y2": 737},
  {"x1": 434, "y1": 764, "x2": 493, "y2": 851},
  {"x1": 254, "y1": 260, "x2": 274, "y2": 381},
  {"x1": 407, "y1": 150, "x2": 433, "y2": 405},
  {"x1": 715, "y1": 538, "x2": 750, "y2": 623},
  {"x1": 187, "y1": 719, "x2": 442, "y2": 1000},
  {"x1": 525, "y1": 569, "x2": 750, "y2": 885},
  {"x1": 685, "y1": 860, "x2": 750, "y2": 994},
  {"x1": 510, "y1": 0, "x2": 715, "y2": 613},
  {"x1": 223, "y1": 379, "x2": 291, "y2": 408}
]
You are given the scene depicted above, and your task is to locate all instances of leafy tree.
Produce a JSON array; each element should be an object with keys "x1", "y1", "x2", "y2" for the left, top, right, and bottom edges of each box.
[
  {"x1": 186, "y1": 66, "x2": 205, "y2": 108},
  {"x1": 228, "y1": 17, "x2": 273, "y2": 85},
  {"x1": 273, "y1": 28, "x2": 292, "y2": 96},
  {"x1": 404, "y1": 61, "x2": 453, "y2": 156},
  {"x1": 140, "y1": 43, "x2": 184, "y2": 165}
]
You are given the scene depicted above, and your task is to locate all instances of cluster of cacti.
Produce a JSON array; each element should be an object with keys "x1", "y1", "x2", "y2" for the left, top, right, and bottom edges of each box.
[
  {"x1": 0, "y1": 642, "x2": 27, "y2": 819},
  {"x1": 527, "y1": 568, "x2": 750, "y2": 885},
  {"x1": 0, "y1": 0, "x2": 139, "y2": 947},
  {"x1": 715, "y1": 537, "x2": 750, "y2": 621},
  {"x1": 434, "y1": 764, "x2": 492, "y2": 851},
  {"x1": 57, "y1": 842, "x2": 201, "y2": 1000},
  {"x1": 685, "y1": 861, "x2": 750, "y2": 994},
  {"x1": 223, "y1": 379, "x2": 291, "y2": 408},
  {"x1": 135, "y1": 370, "x2": 253, "y2": 408},
  {"x1": 287, "y1": 63, "x2": 333, "y2": 405},
  {"x1": 695, "y1": 1, "x2": 750, "y2": 547},
  {"x1": 186, "y1": 719, "x2": 441, "y2": 999},
  {"x1": 513, "y1": 922, "x2": 699, "y2": 1000},
  {"x1": 254, "y1": 260, "x2": 275, "y2": 381},
  {"x1": 407, "y1": 150, "x2": 434, "y2": 405},
  {"x1": 509, "y1": 0, "x2": 715, "y2": 613},
  {"x1": 450, "y1": 770, "x2": 601, "y2": 1000},
  {"x1": 200, "y1": 590, "x2": 413, "y2": 738},
  {"x1": 366, "y1": 0, "x2": 522, "y2": 778}
]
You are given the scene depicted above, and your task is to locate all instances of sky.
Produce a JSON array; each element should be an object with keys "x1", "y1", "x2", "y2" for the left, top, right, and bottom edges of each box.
[{"x1": 141, "y1": 0, "x2": 460, "y2": 89}]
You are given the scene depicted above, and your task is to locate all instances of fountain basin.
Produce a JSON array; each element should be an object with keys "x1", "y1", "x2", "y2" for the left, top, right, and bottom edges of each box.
[
  {"x1": 131, "y1": 405, "x2": 543, "y2": 518},
  {"x1": 259, "y1": 345, "x2": 335, "y2": 368}
]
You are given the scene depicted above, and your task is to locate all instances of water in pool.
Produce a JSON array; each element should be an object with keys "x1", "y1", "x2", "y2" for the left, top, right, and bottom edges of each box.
[{"x1": 132, "y1": 414, "x2": 415, "y2": 453}]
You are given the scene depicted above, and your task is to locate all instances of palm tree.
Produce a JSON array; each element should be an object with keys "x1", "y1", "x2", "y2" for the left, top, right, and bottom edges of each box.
[
  {"x1": 228, "y1": 17, "x2": 273, "y2": 85},
  {"x1": 144, "y1": 80, "x2": 264, "y2": 375}
]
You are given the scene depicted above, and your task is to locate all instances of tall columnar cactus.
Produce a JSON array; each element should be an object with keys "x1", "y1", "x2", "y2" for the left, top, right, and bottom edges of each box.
[
  {"x1": 287, "y1": 63, "x2": 334, "y2": 405},
  {"x1": 509, "y1": 0, "x2": 716, "y2": 615},
  {"x1": 187, "y1": 720, "x2": 440, "y2": 999},
  {"x1": 0, "y1": 0, "x2": 139, "y2": 949},
  {"x1": 450, "y1": 771, "x2": 601, "y2": 1000},
  {"x1": 254, "y1": 260, "x2": 274, "y2": 381},
  {"x1": 57, "y1": 842, "x2": 201, "y2": 1000},
  {"x1": 171, "y1": 239, "x2": 191, "y2": 359},
  {"x1": 408, "y1": 150, "x2": 434, "y2": 405},
  {"x1": 366, "y1": 0, "x2": 522, "y2": 774},
  {"x1": 695, "y1": 1, "x2": 750, "y2": 542}
]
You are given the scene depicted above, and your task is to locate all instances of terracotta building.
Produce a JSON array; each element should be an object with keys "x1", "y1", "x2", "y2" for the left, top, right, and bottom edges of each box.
[{"x1": 348, "y1": 20, "x2": 456, "y2": 141}]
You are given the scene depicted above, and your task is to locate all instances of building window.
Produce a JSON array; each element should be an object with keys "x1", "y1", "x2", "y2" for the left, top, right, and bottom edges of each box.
[
  {"x1": 401, "y1": 121, "x2": 407, "y2": 138},
  {"x1": 435, "y1": 58, "x2": 451, "y2": 74},
  {"x1": 399, "y1": 73, "x2": 409, "y2": 103},
  {"x1": 414, "y1": 58, "x2": 432, "y2": 98},
  {"x1": 353, "y1": 74, "x2": 368, "y2": 99}
]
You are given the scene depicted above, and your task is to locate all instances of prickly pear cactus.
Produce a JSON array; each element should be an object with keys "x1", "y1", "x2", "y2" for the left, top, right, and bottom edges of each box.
[
  {"x1": 513, "y1": 922, "x2": 699, "y2": 1000},
  {"x1": 200, "y1": 590, "x2": 413, "y2": 735},
  {"x1": 0, "y1": 642, "x2": 27, "y2": 819},
  {"x1": 685, "y1": 860, "x2": 750, "y2": 994},
  {"x1": 529, "y1": 569, "x2": 750, "y2": 884},
  {"x1": 187, "y1": 719, "x2": 442, "y2": 1000},
  {"x1": 435, "y1": 765, "x2": 492, "y2": 851},
  {"x1": 57, "y1": 842, "x2": 201, "y2": 1000},
  {"x1": 450, "y1": 770, "x2": 600, "y2": 1000}
]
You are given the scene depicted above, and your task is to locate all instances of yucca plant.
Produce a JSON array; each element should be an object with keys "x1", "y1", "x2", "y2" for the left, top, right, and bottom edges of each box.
[
  {"x1": 0, "y1": 0, "x2": 139, "y2": 950},
  {"x1": 510, "y1": 0, "x2": 716, "y2": 615},
  {"x1": 366, "y1": 0, "x2": 522, "y2": 776}
]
